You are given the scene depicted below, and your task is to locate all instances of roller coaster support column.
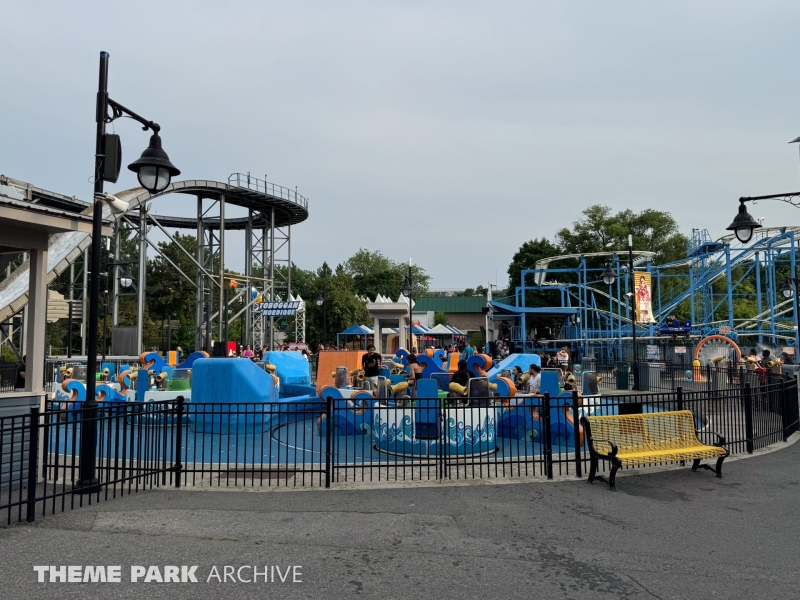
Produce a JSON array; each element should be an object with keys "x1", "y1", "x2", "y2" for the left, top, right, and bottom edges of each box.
[
  {"x1": 218, "y1": 194, "x2": 225, "y2": 343},
  {"x1": 792, "y1": 232, "x2": 800, "y2": 353},
  {"x1": 725, "y1": 244, "x2": 734, "y2": 329},
  {"x1": 628, "y1": 235, "x2": 638, "y2": 391}
]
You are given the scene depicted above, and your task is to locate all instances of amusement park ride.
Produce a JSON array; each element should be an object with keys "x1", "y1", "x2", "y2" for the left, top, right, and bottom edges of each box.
[
  {"x1": 489, "y1": 224, "x2": 800, "y2": 361},
  {"x1": 0, "y1": 172, "x2": 309, "y2": 358}
]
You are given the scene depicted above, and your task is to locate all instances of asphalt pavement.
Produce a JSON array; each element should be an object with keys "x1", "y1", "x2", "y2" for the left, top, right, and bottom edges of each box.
[{"x1": 1, "y1": 437, "x2": 799, "y2": 600}]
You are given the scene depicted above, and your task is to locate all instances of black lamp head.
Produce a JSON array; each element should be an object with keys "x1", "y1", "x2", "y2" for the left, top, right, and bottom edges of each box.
[
  {"x1": 726, "y1": 200, "x2": 761, "y2": 244},
  {"x1": 400, "y1": 276, "x2": 412, "y2": 297},
  {"x1": 602, "y1": 262, "x2": 616, "y2": 286},
  {"x1": 127, "y1": 133, "x2": 180, "y2": 193}
]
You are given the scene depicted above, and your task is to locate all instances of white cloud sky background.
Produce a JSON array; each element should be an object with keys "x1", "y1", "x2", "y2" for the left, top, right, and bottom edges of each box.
[{"x1": 3, "y1": 1, "x2": 800, "y2": 290}]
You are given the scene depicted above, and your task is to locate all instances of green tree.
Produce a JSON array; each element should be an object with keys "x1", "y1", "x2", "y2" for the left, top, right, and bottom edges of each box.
[
  {"x1": 344, "y1": 248, "x2": 430, "y2": 300},
  {"x1": 556, "y1": 205, "x2": 688, "y2": 265},
  {"x1": 434, "y1": 311, "x2": 449, "y2": 326},
  {"x1": 145, "y1": 233, "x2": 200, "y2": 351},
  {"x1": 468, "y1": 331, "x2": 485, "y2": 349},
  {"x1": 306, "y1": 262, "x2": 371, "y2": 347},
  {"x1": 506, "y1": 237, "x2": 562, "y2": 314}
]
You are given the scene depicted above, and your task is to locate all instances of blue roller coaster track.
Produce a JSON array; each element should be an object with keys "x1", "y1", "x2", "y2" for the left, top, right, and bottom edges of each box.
[{"x1": 491, "y1": 226, "x2": 800, "y2": 358}]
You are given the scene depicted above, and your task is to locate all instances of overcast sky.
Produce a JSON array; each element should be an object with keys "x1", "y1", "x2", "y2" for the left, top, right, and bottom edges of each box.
[{"x1": 3, "y1": 1, "x2": 800, "y2": 291}]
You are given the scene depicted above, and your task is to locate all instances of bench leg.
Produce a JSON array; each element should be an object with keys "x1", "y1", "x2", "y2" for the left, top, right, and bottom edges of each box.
[
  {"x1": 715, "y1": 456, "x2": 725, "y2": 478},
  {"x1": 587, "y1": 456, "x2": 598, "y2": 483},
  {"x1": 607, "y1": 464, "x2": 618, "y2": 491},
  {"x1": 593, "y1": 461, "x2": 619, "y2": 490},
  {"x1": 690, "y1": 457, "x2": 725, "y2": 478}
]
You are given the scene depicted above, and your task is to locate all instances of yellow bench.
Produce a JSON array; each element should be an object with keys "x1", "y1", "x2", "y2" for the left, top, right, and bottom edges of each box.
[{"x1": 579, "y1": 410, "x2": 728, "y2": 490}]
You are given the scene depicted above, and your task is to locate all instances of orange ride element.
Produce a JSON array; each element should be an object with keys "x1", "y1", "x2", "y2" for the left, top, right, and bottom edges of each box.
[
  {"x1": 443, "y1": 353, "x2": 460, "y2": 372},
  {"x1": 315, "y1": 350, "x2": 366, "y2": 393},
  {"x1": 139, "y1": 351, "x2": 154, "y2": 369},
  {"x1": 692, "y1": 335, "x2": 742, "y2": 382},
  {"x1": 564, "y1": 407, "x2": 585, "y2": 445},
  {"x1": 492, "y1": 376, "x2": 517, "y2": 399},
  {"x1": 118, "y1": 369, "x2": 132, "y2": 393},
  {"x1": 693, "y1": 334, "x2": 742, "y2": 362},
  {"x1": 471, "y1": 354, "x2": 493, "y2": 377}
]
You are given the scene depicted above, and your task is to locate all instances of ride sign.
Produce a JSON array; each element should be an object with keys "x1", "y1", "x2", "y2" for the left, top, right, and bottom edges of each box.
[{"x1": 254, "y1": 301, "x2": 301, "y2": 316}]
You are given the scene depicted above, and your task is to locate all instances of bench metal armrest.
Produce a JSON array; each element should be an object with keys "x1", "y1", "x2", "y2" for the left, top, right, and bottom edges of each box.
[
  {"x1": 580, "y1": 416, "x2": 618, "y2": 459},
  {"x1": 592, "y1": 439, "x2": 619, "y2": 458},
  {"x1": 696, "y1": 429, "x2": 726, "y2": 447},
  {"x1": 589, "y1": 438, "x2": 618, "y2": 458}
]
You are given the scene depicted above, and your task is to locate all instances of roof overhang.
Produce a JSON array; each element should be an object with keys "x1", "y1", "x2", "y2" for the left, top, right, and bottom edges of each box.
[{"x1": 0, "y1": 198, "x2": 111, "y2": 247}]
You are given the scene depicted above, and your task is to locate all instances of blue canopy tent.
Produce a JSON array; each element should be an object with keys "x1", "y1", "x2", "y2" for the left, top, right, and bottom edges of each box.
[{"x1": 336, "y1": 324, "x2": 373, "y2": 350}]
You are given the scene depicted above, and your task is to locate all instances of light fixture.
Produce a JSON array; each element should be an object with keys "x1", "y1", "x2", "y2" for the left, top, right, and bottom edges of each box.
[
  {"x1": 127, "y1": 133, "x2": 181, "y2": 193},
  {"x1": 119, "y1": 264, "x2": 133, "y2": 288},
  {"x1": 103, "y1": 192, "x2": 129, "y2": 215},
  {"x1": 782, "y1": 280, "x2": 795, "y2": 299},
  {"x1": 316, "y1": 293, "x2": 324, "y2": 306},
  {"x1": 602, "y1": 262, "x2": 616, "y2": 286},
  {"x1": 726, "y1": 201, "x2": 761, "y2": 244},
  {"x1": 400, "y1": 276, "x2": 412, "y2": 298}
]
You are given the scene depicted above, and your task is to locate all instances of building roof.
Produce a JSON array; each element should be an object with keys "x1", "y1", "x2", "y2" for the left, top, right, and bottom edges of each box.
[{"x1": 412, "y1": 296, "x2": 488, "y2": 314}]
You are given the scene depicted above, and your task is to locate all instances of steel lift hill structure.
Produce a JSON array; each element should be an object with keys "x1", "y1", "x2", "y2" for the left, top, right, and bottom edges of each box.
[
  {"x1": 490, "y1": 226, "x2": 800, "y2": 359},
  {"x1": 0, "y1": 173, "x2": 309, "y2": 358}
]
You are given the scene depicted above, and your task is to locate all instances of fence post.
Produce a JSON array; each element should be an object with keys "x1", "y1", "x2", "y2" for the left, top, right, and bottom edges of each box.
[
  {"x1": 780, "y1": 376, "x2": 790, "y2": 443},
  {"x1": 543, "y1": 393, "x2": 553, "y2": 479},
  {"x1": 571, "y1": 390, "x2": 582, "y2": 478},
  {"x1": 676, "y1": 386, "x2": 683, "y2": 412},
  {"x1": 173, "y1": 396, "x2": 184, "y2": 489},
  {"x1": 706, "y1": 364, "x2": 712, "y2": 392},
  {"x1": 26, "y1": 406, "x2": 40, "y2": 524},
  {"x1": 325, "y1": 397, "x2": 332, "y2": 488},
  {"x1": 744, "y1": 383, "x2": 754, "y2": 454}
]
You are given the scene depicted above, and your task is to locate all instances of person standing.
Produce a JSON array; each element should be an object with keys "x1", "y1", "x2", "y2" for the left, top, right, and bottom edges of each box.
[
  {"x1": 360, "y1": 345, "x2": 382, "y2": 390},
  {"x1": 464, "y1": 344, "x2": 474, "y2": 360},
  {"x1": 14, "y1": 356, "x2": 26, "y2": 391},
  {"x1": 242, "y1": 344, "x2": 255, "y2": 359}
]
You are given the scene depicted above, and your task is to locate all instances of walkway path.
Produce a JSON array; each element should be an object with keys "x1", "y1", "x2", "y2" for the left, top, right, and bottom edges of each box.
[{"x1": 2, "y1": 437, "x2": 799, "y2": 599}]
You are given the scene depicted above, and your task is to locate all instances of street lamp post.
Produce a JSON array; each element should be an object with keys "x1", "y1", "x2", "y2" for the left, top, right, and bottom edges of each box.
[
  {"x1": 781, "y1": 276, "x2": 800, "y2": 354},
  {"x1": 77, "y1": 51, "x2": 180, "y2": 493},
  {"x1": 627, "y1": 235, "x2": 639, "y2": 391},
  {"x1": 401, "y1": 265, "x2": 413, "y2": 351},
  {"x1": 316, "y1": 292, "x2": 325, "y2": 347}
]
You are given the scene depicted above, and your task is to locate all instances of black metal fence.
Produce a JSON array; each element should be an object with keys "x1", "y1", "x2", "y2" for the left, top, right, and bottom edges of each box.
[
  {"x1": 0, "y1": 363, "x2": 17, "y2": 392},
  {"x1": 1, "y1": 401, "x2": 177, "y2": 525},
  {"x1": 587, "y1": 361, "x2": 778, "y2": 394},
  {"x1": 1, "y1": 374, "x2": 797, "y2": 524}
]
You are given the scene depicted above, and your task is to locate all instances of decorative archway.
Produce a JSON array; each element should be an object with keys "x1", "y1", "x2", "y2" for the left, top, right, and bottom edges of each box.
[{"x1": 693, "y1": 334, "x2": 742, "y2": 363}]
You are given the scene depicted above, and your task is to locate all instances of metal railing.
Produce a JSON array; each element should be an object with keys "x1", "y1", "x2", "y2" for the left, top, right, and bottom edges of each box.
[
  {"x1": 0, "y1": 363, "x2": 17, "y2": 392},
  {"x1": 228, "y1": 173, "x2": 308, "y2": 210},
  {"x1": 1, "y1": 376, "x2": 797, "y2": 523},
  {"x1": 1, "y1": 400, "x2": 178, "y2": 525},
  {"x1": 587, "y1": 361, "x2": 780, "y2": 394}
]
